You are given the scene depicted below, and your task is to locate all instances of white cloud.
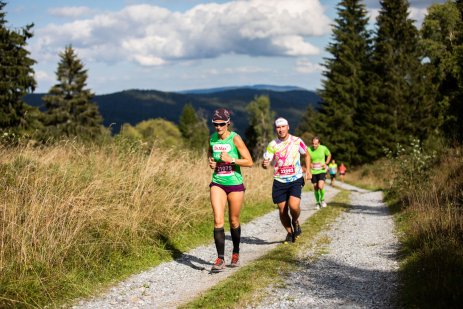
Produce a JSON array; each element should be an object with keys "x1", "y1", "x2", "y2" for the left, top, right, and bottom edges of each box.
[
  {"x1": 34, "y1": 70, "x2": 53, "y2": 82},
  {"x1": 207, "y1": 66, "x2": 270, "y2": 76},
  {"x1": 295, "y1": 59, "x2": 323, "y2": 74},
  {"x1": 32, "y1": 0, "x2": 331, "y2": 67},
  {"x1": 48, "y1": 6, "x2": 95, "y2": 18},
  {"x1": 409, "y1": 7, "x2": 429, "y2": 26}
]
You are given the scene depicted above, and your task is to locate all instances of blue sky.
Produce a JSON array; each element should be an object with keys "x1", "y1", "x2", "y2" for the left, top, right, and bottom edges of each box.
[{"x1": 6, "y1": 0, "x2": 444, "y2": 94}]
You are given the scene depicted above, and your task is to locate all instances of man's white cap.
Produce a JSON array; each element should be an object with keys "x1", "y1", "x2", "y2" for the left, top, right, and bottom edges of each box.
[{"x1": 275, "y1": 117, "x2": 289, "y2": 127}]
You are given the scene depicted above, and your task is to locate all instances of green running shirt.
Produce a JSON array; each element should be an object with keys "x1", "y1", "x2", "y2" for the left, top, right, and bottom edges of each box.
[
  {"x1": 308, "y1": 145, "x2": 331, "y2": 175},
  {"x1": 210, "y1": 131, "x2": 243, "y2": 186}
]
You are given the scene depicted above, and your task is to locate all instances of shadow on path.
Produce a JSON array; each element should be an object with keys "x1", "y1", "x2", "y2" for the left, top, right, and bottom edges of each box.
[
  {"x1": 293, "y1": 258, "x2": 400, "y2": 308},
  {"x1": 158, "y1": 234, "x2": 210, "y2": 270}
]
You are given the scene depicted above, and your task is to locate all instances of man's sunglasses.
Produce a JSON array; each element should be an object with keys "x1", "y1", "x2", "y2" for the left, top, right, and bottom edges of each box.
[{"x1": 213, "y1": 122, "x2": 227, "y2": 127}]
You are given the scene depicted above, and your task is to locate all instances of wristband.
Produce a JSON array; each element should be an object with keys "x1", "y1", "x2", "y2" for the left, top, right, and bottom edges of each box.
[{"x1": 231, "y1": 158, "x2": 236, "y2": 164}]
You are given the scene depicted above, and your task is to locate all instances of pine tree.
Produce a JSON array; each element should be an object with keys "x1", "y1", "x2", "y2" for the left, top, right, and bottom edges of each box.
[
  {"x1": 420, "y1": 1, "x2": 461, "y2": 142},
  {"x1": 316, "y1": 0, "x2": 371, "y2": 164},
  {"x1": 43, "y1": 45, "x2": 104, "y2": 140},
  {"x1": 295, "y1": 105, "x2": 325, "y2": 144},
  {"x1": 0, "y1": 1, "x2": 36, "y2": 133},
  {"x1": 178, "y1": 103, "x2": 209, "y2": 151},
  {"x1": 362, "y1": 0, "x2": 432, "y2": 158},
  {"x1": 245, "y1": 95, "x2": 275, "y2": 159}
]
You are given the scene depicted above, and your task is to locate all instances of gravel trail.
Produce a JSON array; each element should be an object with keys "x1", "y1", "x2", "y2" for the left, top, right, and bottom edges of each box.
[
  {"x1": 72, "y1": 187, "x2": 339, "y2": 309},
  {"x1": 252, "y1": 182, "x2": 400, "y2": 308}
]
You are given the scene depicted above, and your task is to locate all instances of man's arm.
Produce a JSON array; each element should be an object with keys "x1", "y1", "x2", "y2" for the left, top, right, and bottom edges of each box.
[{"x1": 304, "y1": 151, "x2": 311, "y2": 180}]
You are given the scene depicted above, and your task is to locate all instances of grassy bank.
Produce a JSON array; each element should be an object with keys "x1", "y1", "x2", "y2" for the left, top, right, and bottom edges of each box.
[
  {"x1": 348, "y1": 146, "x2": 463, "y2": 308},
  {"x1": 0, "y1": 141, "x2": 274, "y2": 308},
  {"x1": 181, "y1": 190, "x2": 350, "y2": 308}
]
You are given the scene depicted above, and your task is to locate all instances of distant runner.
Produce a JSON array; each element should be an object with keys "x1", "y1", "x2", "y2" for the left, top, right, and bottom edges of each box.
[
  {"x1": 328, "y1": 159, "x2": 338, "y2": 186},
  {"x1": 262, "y1": 117, "x2": 311, "y2": 243},
  {"x1": 208, "y1": 108, "x2": 253, "y2": 273},
  {"x1": 339, "y1": 162, "x2": 347, "y2": 182},
  {"x1": 308, "y1": 136, "x2": 331, "y2": 209}
]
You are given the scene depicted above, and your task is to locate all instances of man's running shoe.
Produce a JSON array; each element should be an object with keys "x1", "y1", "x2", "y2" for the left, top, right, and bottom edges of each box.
[
  {"x1": 321, "y1": 201, "x2": 327, "y2": 208},
  {"x1": 284, "y1": 232, "x2": 294, "y2": 244},
  {"x1": 315, "y1": 203, "x2": 320, "y2": 210},
  {"x1": 293, "y1": 221, "x2": 302, "y2": 239},
  {"x1": 211, "y1": 257, "x2": 225, "y2": 273},
  {"x1": 230, "y1": 253, "x2": 239, "y2": 267}
]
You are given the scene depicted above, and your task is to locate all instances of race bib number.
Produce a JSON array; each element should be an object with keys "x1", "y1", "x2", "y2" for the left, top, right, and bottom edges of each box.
[
  {"x1": 312, "y1": 163, "x2": 323, "y2": 170},
  {"x1": 216, "y1": 162, "x2": 235, "y2": 176},
  {"x1": 278, "y1": 165, "x2": 295, "y2": 175}
]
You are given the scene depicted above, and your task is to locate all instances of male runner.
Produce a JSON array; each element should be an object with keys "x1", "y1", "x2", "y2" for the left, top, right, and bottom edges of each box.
[
  {"x1": 308, "y1": 137, "x2": 331, "y2": 209},
  {"x1": 262, "y1": 117, "x2": 311, "y2": 243}
]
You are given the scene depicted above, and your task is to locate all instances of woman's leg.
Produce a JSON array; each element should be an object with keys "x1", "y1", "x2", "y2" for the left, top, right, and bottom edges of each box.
[
  {"x1": 210, "y1": 186, "x2": 227, "y2": 259},
  {"x1": 228, "y1": 191, "x2": 244, "y2": 254}
]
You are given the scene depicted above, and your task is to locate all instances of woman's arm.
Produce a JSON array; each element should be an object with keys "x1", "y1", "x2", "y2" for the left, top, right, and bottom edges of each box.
[{"x1": 220, "y1": 134, "x2": 253, "y2": 167}]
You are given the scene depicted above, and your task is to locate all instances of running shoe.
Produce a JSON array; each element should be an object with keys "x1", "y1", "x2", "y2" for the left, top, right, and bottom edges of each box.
[
  {"x1": 211, "y1": 257, "x2": 225, "y2": 273},
  {"x1": 293, "y1": 221, "x2": 302, "y2": 239},
  {"x1": 321, "y1": 201, "x2": 327, "y2": 208},
  {"x1": 284, "y1": 232, "x2": 294, "y2": 244},
  {"x1": 315, "y1": 203, "x2": 320, "y2": 210},
  {"x1": 230, "y1": 253, "x2": 239, "y2": 267}
]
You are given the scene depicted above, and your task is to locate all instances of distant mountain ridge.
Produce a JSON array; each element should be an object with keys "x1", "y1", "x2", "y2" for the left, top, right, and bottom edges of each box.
[
  {"x1": 24, "y1": 85, "x2": 320, "y2": 135},
  {"x1": 178, "y1": 84, "x2": 308, "y2": 94}
]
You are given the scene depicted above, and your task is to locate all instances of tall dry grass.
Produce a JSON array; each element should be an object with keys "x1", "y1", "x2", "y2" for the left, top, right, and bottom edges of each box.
[
  {"x1": 0, "y1": 140, "x2": 273, "y2": 306},
  {"x1": 396, "y1": 149, "x2": 463, "y2": 307},
  {"x1": 345, "y1": 157, "x2": 396, "y2": 190}
]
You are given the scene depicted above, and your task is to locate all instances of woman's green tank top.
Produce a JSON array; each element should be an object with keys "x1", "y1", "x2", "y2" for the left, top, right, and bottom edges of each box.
[{"x1": 210, "y1": 131, "x2": 243, "y2": 185}]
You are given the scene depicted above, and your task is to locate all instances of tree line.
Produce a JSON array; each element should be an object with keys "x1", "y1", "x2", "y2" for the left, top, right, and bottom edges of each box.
[
  {"x1": 1, "y1": 0, "x2": 462, "y2": 166},
  {"x1": 296, "y1": 0, "x2": 463, "y2": 165}
]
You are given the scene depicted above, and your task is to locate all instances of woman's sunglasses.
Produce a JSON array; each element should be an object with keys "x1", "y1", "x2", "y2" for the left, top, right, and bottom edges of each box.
[{"x1": 213, "y1": 122, "x2": 228, "y2": 127}]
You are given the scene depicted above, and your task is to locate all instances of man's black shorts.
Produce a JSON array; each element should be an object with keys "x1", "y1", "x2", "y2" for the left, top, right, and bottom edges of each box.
[
  {"x1": 272, "y1": 177, "x2": 305, "y2": 204},
  {"x1": 311, "y1": 173, "x2": 326, "y2": 184}
]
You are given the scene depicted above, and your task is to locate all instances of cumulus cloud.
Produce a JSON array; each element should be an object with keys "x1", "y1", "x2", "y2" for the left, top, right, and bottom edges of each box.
[
  {"x1": 365, "y1": 0, "x2": 446, "y2": 25},
  {"x1": 32, "y1": 0, "x2": 331, "y2": 67},
  {"x1": 34, "y1": 70, "x2": 54, "y2": 85},
  {"x1": 48, "y1": 6, "x2": 95, "y2": 18},
  {"x1": 295, "y1": 59, "x2": 323, "y2": 74}
]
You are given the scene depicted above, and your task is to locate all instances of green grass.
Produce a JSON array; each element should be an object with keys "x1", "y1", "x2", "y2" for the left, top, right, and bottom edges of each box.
[{"x1": 180, "y1": 190, "x2": 351, "y2": 309}]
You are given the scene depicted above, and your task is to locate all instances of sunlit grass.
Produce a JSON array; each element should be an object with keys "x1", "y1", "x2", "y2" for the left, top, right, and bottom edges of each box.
[{"x1": 0, "y1": 141, "x2": 274, "y2": 307}]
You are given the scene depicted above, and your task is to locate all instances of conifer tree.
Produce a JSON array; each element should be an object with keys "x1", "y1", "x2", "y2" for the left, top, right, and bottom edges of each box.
[
  {"x1": 362, "y1": 0, "x2": 433, "y2": 159},
  {"x1": 178, "y1": 103, "x2": 209, "y2": 151},
  {"x1": 245, "y1": 95, "x2": 274, "y2": 159},
  {"x1": 43, "y1": 45, "x2": 104, "y2": 140},
  {"x1": 316, "y1": 0, "x2": 371, "y2": 164},
  {"x1": 420, "y1": 1, "x2": 462, "y2": 142},
  {"x1": 0, "y1": 1, "x2": 37, "y2": 133}
]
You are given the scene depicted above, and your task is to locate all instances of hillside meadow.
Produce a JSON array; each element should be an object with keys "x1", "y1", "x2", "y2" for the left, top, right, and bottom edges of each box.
[{"x1": 0, "y1": 140, "x2": 274, "y2": 307}]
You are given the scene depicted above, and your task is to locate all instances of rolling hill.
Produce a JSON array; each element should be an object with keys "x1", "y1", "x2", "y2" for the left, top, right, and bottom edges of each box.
[{"x1": 24, "y1": 86, "x2": 320, "y2": 135}]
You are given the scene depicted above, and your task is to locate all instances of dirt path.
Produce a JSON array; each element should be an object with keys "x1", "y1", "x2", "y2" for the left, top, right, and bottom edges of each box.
[
  {"x1": 72, "y1": 187, "x2": 339, "y2": 308},
  {"x1": 252, "y1": 182, "x2": 400, "y2": 308}
]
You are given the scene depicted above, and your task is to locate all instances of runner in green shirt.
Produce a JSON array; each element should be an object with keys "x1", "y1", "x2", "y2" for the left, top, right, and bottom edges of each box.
[
  {"x1": 308, "y1": 136, "x2": 331, "y2": 209},
  {"x1": 328, "y1": 159, "x2": 338, "y2": 186},
  {"x1": 208, "y1": 108, "x2": 253, "y2": 273}
]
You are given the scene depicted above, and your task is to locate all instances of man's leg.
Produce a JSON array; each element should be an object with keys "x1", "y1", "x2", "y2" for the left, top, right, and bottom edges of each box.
[
  {"x1": 287, "y1": 196, "x2": 302, "y2": 239},
  {"x1": 318, "y1": 180, "x2": 327, "y2": 207},
  {"x1": 277, "y1": 201, "x2": 292, "y2": 234}
]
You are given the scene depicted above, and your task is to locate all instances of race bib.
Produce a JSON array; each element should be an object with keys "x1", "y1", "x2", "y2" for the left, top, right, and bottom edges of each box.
[
  {"x1": 216, "y1": 162, "x2": 235, "y2": 176},
  {"x1": 279, "y1": 165, "x2": 295, "y2": 176},
  {"x1": 312, "y1": 163, "x2": 323, "y2": 170}
]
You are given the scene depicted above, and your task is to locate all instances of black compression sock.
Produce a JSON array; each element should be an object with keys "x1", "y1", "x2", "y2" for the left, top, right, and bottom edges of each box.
[
  {"x1": 213, "y1": 227, "x2": 225, "y2": 259},
  {"x1": 230, "y1": 225, "x2": 241, "y2": 254}
]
